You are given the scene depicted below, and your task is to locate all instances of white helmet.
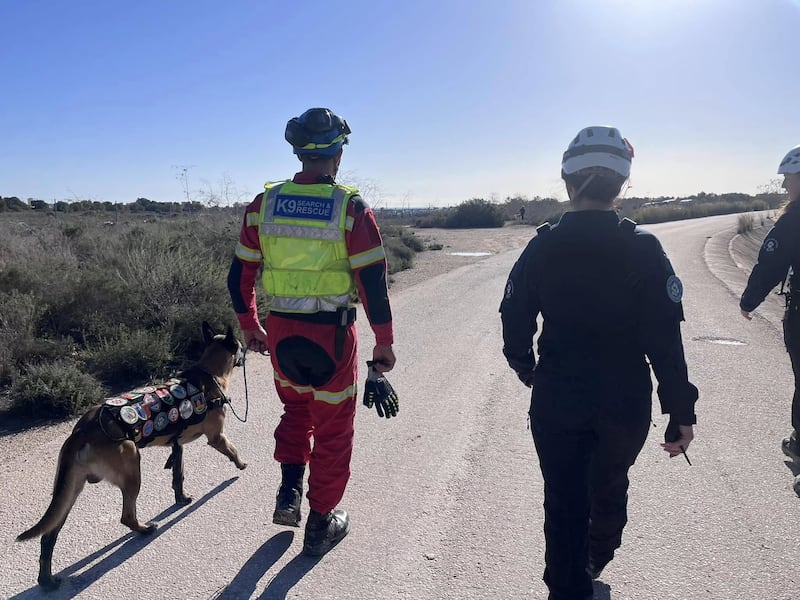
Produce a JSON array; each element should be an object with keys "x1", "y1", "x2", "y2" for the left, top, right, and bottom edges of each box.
[
  {"x1": 778, "y1": 145, "x2": 800, "y2": 174},
  {"x1": 562, "y1": 126, "x2": 633, "y2": 178}
]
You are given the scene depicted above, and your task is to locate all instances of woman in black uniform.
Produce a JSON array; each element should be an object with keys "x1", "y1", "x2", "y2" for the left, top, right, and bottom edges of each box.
[
  {"x1": 500, "y1": 126, "x2": 698, "y2": 600},
  {"x1": 740, "y1": 145, "x2": 800, "y2": 466}
]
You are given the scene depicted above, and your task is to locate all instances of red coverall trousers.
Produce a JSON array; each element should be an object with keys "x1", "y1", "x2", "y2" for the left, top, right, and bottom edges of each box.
[{"x1": 266, "y1": 312, "x2": 358, "y2": 514}]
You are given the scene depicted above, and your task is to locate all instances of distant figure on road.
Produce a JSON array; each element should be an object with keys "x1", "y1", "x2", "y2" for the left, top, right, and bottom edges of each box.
[
  {"x1": 519, "y1": 206, "x2": 526, "y2": 223},
  {"x1": 740, "y1": 145, "x2": 800, "y2": 471},
  {"x1": 499, "y1": 126, "x2": 698, "y2": 599},
  {"x1": 227, "y1": 107, "x2": 396, "y2": 557}
]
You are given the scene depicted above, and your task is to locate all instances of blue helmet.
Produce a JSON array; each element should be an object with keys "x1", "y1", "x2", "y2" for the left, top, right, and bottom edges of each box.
[{"x1": 285, "y1": 108, "x2": 351, "y2": 157}]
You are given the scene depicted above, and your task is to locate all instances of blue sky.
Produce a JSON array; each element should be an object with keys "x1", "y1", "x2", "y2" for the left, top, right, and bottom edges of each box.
[{"x1": 2, "y1": 0, "x2": 799, "y2": 208}]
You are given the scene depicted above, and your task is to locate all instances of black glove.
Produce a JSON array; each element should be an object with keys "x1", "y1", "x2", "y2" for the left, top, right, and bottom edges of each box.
[
  {"x1": 516, "y1": 370, "x2": 535, "y2": 388},
  {"x1": 664, "y1": 418, "x2": 681, "y2": 443},
  {"x1": 363, "y1": 361, "x2": 399, "y2": 418}
]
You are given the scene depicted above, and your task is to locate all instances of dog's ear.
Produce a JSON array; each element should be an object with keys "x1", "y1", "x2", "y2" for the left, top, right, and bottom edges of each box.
[
  {"x1": 225, "y1": 325, "x2": 235, "y2": 344},
  {"x1": 202, "y1": 321, "x2": 216, "y2": 345}
]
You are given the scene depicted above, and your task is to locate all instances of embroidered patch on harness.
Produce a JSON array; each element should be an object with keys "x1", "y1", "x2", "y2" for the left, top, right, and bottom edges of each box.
[
  {"x1": 105, "y1": 397, "x2": 127, "y2": 407},
  {"x1": 156, "y1": 388, "x2": 174, "y2": 405},
  {"x1": 192, "y1": 393, "x2": 207, "y2": 415},
  {"x1": 168, "y1": 407, "x2": 179, "y2": 423},
  {"x1": 179, "y1": 399, "x2": 193, "y2": 420},
  {"x1": 170, "y1": 384, "x2": 187, "y2": 400},
  {"x1": 764, "y1": 238, "x2": 779, "y2": 253},
  {"x1": 120, "y1": 406, "x2": 139, "y2": 424},
  {"x1": 666, "y1": 275, "x2": 683, "y2": 303},
  {"x1": 155, "y1": 412, "x2": 169, "y2": 431},
  {"x1": 142, "y1": 420, "x2": 154, "y2": 437},
  {"x1": 505, "y1": 280, "x2": 513, "y2": 300}
]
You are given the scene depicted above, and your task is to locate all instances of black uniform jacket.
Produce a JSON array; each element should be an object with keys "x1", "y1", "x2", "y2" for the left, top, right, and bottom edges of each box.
[
  {"x1": 500, "y1": 210, "x2": 697, "y2": 425},
  {"x1": 740, "y1": 206, "x2": 800, "y2": 312}
]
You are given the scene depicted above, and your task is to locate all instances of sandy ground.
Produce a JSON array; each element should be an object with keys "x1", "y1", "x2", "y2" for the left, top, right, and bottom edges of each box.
[{"x1": 388, "y1": 224, "x2": 535, "y2": 294}]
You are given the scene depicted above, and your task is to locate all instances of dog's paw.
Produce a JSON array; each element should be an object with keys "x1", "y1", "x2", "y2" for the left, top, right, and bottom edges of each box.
[
  {"x1": 237, "y1": 462, "x2": 248, "y2": 470},
  {"x1": 143, "y1": 522, "x2": 158, "y2": 535},
  {"x1": 38, "y1": 574, "x2": 62, "y2": 590},
  {"x1": 175, "y1": 494, "x2": 193, "y2": 505}
]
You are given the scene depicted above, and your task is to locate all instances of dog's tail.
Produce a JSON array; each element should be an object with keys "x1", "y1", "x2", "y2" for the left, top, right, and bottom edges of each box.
[{"x1": 16, "y1": 435, "x2": 88, "y2": 542}]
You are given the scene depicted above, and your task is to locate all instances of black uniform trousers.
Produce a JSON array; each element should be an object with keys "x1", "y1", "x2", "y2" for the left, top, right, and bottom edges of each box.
[
  {"x1": 784, "y1": 299, "x2": 800, "y2": 434},
  {"x1": 529, "y1": 376, "x2": 651, "y2": 600}
]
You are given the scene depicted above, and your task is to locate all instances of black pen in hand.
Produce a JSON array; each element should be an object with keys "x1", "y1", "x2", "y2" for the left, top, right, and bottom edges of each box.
[{"x1": 678, "y1": 445, "x2": 692, "y2": 466}]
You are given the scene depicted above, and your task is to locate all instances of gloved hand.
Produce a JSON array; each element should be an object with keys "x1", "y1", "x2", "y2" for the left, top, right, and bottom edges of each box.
[
  {"x1": 363, "y1": 361, "x2": 399, "y2": 418},
  {"x1": 516, "y1": 370, "x2": 535, "y2": 388}
]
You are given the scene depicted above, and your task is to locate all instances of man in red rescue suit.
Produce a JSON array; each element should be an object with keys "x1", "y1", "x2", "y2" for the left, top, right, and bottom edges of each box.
[{"x1": 227, "y1": 107, "x2": 396, "y2": 557}]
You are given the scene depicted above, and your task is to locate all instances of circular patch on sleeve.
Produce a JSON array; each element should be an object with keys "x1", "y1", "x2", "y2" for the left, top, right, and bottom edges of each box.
[
  {"x1": 666, "y1": 275, "x2": 683, "y2": 303},
  {"x1": 179, "y1": 399, "x2": 193, "y2": 420},
  {"x1": 764, "y1": 238, "x2": 779, "y2": 253},
  {"x1": 155, "y1": 412, "x2": 169, "y2": 431},
  {"x1": 105, "y1": 397, "x2": 127, "y2": 407},
  {"x1": 120, "y1": 406, "x2": 139, "y2": 424}
]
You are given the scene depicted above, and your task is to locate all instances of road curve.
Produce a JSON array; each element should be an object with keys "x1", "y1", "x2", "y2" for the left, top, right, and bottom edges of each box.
[{"x1": 2, "y1": 212, "x2": 798, "y2": 600}]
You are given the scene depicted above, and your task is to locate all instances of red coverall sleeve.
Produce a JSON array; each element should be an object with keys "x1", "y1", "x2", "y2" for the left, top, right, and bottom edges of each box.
[
  {"x1": 346, "y1": 199, "x2": 395, "y2": 346},
  {"x1": 229, "y1": 194, "x2": 264, "y2": 331}
]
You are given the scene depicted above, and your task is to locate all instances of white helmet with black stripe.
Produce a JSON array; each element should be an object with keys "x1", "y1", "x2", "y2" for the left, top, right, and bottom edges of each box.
[
  {"x1": 562, "y1": 126, "x2": 634, "y2": 178},
  {"x1": 778, "y1": 145, "x2": 800, "y2": 174}
]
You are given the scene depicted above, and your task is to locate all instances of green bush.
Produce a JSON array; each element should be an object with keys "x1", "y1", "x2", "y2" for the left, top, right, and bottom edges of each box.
[
  {"x1": 82, "y1": 327, "x2": 174, "y2": 390},
  {"x1": 400, "y1": 231, "x2": 425, "y2": 252},
  {"x1": 384, "y1": 237, "x2": 415, "y2": 274},
  {"x1": 10, "y1": 360, "x2": 106, "y2": 418},
  {"x1": 446, "y1": 199, "x2": 505, "y2": 228}
]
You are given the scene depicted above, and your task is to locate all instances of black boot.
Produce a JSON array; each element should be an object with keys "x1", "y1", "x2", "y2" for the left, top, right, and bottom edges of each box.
[
  {"x1": 273, "y1": 464, "x2": 305, "y2": 527},
  {"x1": 783, "y1": 432, "x2": 800, "y2": 462},
  {"x1": 587, "y1": 552, "x2": 613, "y2": 579},
  {"x1": 302, "y1": 509, "x2": 350, "y2": 557}
]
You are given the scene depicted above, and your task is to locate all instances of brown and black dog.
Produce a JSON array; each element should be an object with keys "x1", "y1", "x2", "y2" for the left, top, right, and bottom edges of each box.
[{"x1": 16, "y1": 321, "x2": 248, "y2": 589}]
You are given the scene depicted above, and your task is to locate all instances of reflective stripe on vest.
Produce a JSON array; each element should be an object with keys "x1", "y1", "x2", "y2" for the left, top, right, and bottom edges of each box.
[{"x1": 258, "y1": 181, "x2": 357, "y2": 313}]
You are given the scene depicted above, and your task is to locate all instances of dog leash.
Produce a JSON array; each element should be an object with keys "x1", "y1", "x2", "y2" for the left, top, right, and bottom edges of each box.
[{"x1": 226, "y1": 347, "x2": 260, "y2": 423}]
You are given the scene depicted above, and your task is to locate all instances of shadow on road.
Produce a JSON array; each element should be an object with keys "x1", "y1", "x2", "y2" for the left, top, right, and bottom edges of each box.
[
  {"x1": 209, "y1": 531, "x2": 312, "y2": 600},
  {"x1": 8, "y1": 477, "x2": 239, "y2": 600}
]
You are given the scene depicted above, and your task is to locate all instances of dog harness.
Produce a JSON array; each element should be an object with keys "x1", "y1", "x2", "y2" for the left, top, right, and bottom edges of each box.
[{"x1": 98, "y1": 377, "x2": 228, "y2": 446}]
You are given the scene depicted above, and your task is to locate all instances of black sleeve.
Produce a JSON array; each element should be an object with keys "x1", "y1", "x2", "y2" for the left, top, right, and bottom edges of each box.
[
  {"x1": 227, "y1": 256, "x2": 248, "y2": 315},
  {"x1": 358, "y1": 262, "x2": 392, "y2": 325},
  {"x1": 740, "y1": 217, "x2": 794, "y2": 312},
  {"x1": 499, "y1": 239, "x2": 540, "y2": 373},
  {"x1": 635, "y1": 234, "x2": 698, "y2": 425}
]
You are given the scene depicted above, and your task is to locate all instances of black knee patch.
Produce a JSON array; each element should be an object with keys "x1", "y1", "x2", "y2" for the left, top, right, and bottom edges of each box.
[{"x1": 276, "y1": 336, "x2": 336, "y2": 387}]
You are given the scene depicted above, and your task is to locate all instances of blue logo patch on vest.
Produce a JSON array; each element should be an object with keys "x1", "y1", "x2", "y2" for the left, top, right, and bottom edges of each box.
[{"x1": 274, "y1": 194, "x2": 334, "y2": 221}]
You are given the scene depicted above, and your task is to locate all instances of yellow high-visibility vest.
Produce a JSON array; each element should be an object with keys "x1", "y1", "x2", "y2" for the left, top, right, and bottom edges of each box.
[{"x1": 258, "y1": 180, "x2": 358, "y2": 313}]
